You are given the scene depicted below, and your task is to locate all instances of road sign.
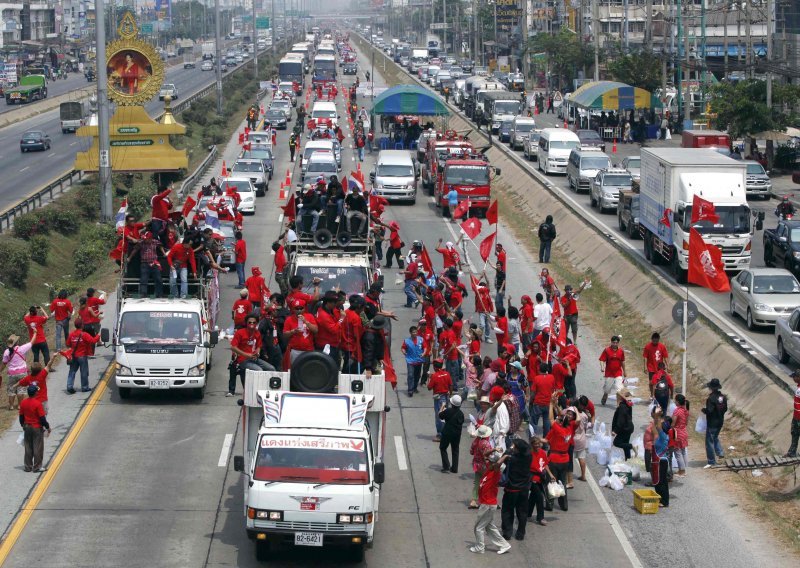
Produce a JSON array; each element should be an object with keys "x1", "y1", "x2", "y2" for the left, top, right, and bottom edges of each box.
[
  {"x1": 256, "y1": 17, "x2": 270, "y2": 30},
  {"x1": 672, "y1": 300, "x2": 698, "y2": 326},
  {"x1": 141, "y1": 23, "x2": 153, "y2": 34},
  {"x1": 429, "y1": 23, "x2": 451, "y2": 30}
]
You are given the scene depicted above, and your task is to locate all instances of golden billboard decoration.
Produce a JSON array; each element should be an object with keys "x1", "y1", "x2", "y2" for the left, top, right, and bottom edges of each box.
[{"x1": 106, "y1": 11, "x2": 164, "y2": 106}]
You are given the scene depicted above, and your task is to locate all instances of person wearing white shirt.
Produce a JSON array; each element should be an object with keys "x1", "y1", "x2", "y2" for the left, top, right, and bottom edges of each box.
[
  {"x1": 532, "y1": 293, "x2": 552, "y2": 338},
  {"x1": 491, "y1": 398, "x2": 510, "y2": 452}
]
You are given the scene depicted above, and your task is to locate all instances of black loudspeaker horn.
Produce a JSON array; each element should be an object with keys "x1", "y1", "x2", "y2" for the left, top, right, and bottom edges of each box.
[
  {"x1": 336, "y1": 231, "x2": 352, "y2": 248},
  {"x1": 313, "y1": 228, "x2": 333, "y2": 249}
]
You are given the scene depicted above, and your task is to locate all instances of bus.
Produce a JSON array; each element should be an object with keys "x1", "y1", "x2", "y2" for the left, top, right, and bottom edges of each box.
[
  {"x1": 313, "y1": 54, "x2": 336, "y2": 84},
  {"x1": 317, "y1": 42, "x2": 336, "y2": 57},
  {"x1": 279, "y1": 55, "x2": 304, "y2": 84}
]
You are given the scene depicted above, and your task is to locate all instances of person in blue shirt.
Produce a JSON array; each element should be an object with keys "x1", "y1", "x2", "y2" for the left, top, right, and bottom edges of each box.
[
  {"x1": 446, "y1": 187, "x2": 459, "y2": 217},
  {"x1": 401, "y1": 325, "x2": 425, "y2": 397}
]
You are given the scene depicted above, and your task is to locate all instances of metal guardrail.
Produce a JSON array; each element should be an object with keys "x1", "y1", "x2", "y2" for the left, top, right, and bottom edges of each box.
[{"x1": 179, "y1": 144, "x2": 218, "y2": 198}]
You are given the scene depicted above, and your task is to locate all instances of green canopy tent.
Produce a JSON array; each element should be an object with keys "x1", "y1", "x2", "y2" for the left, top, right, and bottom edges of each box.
[{"x1": 370, "y1": 84, "x2": 450, "y2": 116}]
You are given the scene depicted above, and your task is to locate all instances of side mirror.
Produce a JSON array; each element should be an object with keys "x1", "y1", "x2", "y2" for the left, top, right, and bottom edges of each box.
[
  {"x1": 373, "y1": 462, "x2": 385, "y2": 484},
  {"x1": 740, "y1": 285, "x2": 749, "y2": 292},
  {"x1": 233, "y1": 455, "x2": 244, "y2": 472},
  {"x1": 369, "y1": 172, "x2": 376, "y2": 182},
  {"x1": 100, "y1": 328, "x2": 110, "y2": 343},
  {"x1": 756, "y1": 219, "x2": 763, "y2": 231},
  {"x1": 209, "y1": 330, "x2": 219, "y2": 346}
]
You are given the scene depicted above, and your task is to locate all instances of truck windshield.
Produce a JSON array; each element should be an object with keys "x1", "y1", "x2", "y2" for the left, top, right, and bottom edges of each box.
[
  {"x1": 233, "y1": 162, "x2": 262, "y2": 173},
  {"x1": 752, "y1": 275, "x2": 800, "y2": 294},
  {"x1": 119, "y1": 311, "x2": 201, "y2": 344},
  {"x1": 550, "y1": 141, "x2": 580, "y2": 150},
  {"x1": 687, "y1": 205, "x2": 751, "y2": 234},
  {"x1": 295, "y1": 266, "x2": 369, "y2": 295},
  {"x1": 494, "y1": 101, "x2": 520, "y2": 114},
  {"x1": 515, "y1": 123, "x2": 536, "y2": 133},
  {"x1": 445, "y1": 165, "x2": 490, "y2": 185},
  {"x1": 255, "y1": 435, "x2": 369, "y2": 484}
]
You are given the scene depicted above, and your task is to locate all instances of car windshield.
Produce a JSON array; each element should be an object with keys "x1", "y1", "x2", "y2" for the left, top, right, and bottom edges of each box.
[
  {"x1": 550, "y1": 140, "x2": 580, "y2": 150},
  {"x1": 119, "y1": 311, "x2": 202, "y2": 344},
  {"x1": 746, "y1": 164, "x2": 766, "y2": 175},
  {"x1": 312, "y1": 109, "x2": 337, "y2": 119},
  {"x1": 687, "y1": 205, "x2": 750, "y2": 234},
  {"x1": 445, "y1": 165, "x2": 490, "y2": 185},
  {"x1": 222, "y1": 181, "x2": 253, "y2": 193},
  {"x1": 272, "y1": 101, "x2": 289, "y2": 108},
  {"x1": 579, "y1": 131, "x2": 601, "y2": 141},
  {"x1": 266, "y1": 111, "x2": 284, "y2": 119},
  {"x1": 308, "y1": 160, "x2": 336, "y2": 173},
  {"x1": 752, "y1": 275, "x2": 800, "y2": 294},
  {"x1": 377, "y1": 164, "x2": 414, "y2": 177},
  {"x1": 582, "y1": 157, "x2": 610, "y2": 170},
  {"x1": 626, "y1": 158, "x2": 641, "y2": 169},
  {"x1": 295, "y1": 265, "x2": 370, "y2": 295},
  {"x1": 24, "y1": 132, "x2": 42, "y2": 138},
  {"x1": 603, "y1": 174, "x2": 633, "y2": 187},
  {"x1": 515, "y1": 123, "x2": 535, "y2": 133},
  {"x1": 234, "y1": 162, "x2": 262, "y2": 172},
  {"x1": 255, "y1": 435, "x2": 368, "y2": 484},
  {"x1": 501, "y1": 121, "x2": 513, "y2": 130},
  {"x1": 495, "y1": 101, "x2": 520, "y2": 114}
]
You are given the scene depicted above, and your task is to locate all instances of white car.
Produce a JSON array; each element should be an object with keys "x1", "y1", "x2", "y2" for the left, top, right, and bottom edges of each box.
[
  {"x1": 731, "y1": 268, "x2": 800, "y2": 329},
  {"x1": 221, "y1": 177, "x2": 257, "y2": 214},
  {"x1": 201, "y1": 60, "x2": 214, "y2": 71},
  {"x1": 158, "y1": 84, "x2": 178, "y2": 100}
]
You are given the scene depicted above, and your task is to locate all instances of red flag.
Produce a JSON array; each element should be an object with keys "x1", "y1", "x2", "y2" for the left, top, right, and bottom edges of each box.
[
  {"x1": 479, "y1": 231, "x2": 496, "y2": 262},
  {"x1": 452, "y1": 199, "x2": 470, "y2": 219},
  {"x1": 181, "y1": 196, "x2": 197, "y2": 218},
  {"x1": 469, "y1": 274, "x2": 481, "y2": 296},
  {"x1": 420, "y1": 245, "x2": 434, "y2": 277},
  {"x1": 691, "y1": 195, "x2": 719, "y2": 225},
  {"x1": 552, "y1": 295, "x2": 561, "y2": 317},
  {"x1": 552, "y1": 316, "x2": 568, "y2": 348},
  {"x1": 460, "y1": 217, "x2": 482, "y2": 240},
  {"x1": 382, "y1": 330, "x2": 397, "y2": 388},
  {"x1": 280, "y1": 194, "x2": 296, "y2": 221},
  {"x1": 688, "y1": 228, "x2": 730, "y2": 292},
  {"x1": 660, "y1": 208, "x2": 672, "y2": 228},
  {"x1": 486, "y1": 200, "x2": 498, "y2": 225}
]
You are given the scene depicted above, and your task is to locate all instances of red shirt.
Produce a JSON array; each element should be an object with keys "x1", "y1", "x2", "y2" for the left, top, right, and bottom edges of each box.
[
  {"x1": 231, "y1": 327, "x2": 262, "y2": 363},
  {"x1": 423, "y1": 305, "x2": 436, "y2": 331},
  {"x1": 469, "y1": 338, "x2": 481, "y2": 356},
  {"x1": 642, "y1": 342, "x2": 669, "y2": 373},
  {"x1": 599, "y1": 346, "x2": 625, "y2": 377},
  {"x1": 275, "y1": 246, "x2": 287, "y2": 273},
  {"x1": 151, "y1": 188, "x2": 172, "y2": 221},
  {"x1": 448, "y1": 288, "x2": 463, "y2": 309},
  {"x1": 531, "y1": 373, "x2": 556, "y2": 406},
  {"x1": 650, "y1": 370, "x2": 675, "y2": 392},
  {"x1": 18, "y1": 369, "x2": 49, "y2": 402},
  {"x1": 315, "y1": 308, "x2": 341, "y2": 348},
  {"x1": 50, "y1": 298, "x2": 73, "y2": 321},
  {"x1": 436, "y1": 247, "x2": 460, "y2": 269},
  {"x1": 495, "y1": 316, "x2": 508, "y2": 342},
  {"x1": 427, "y1": 369, "x2": 452, "y2": 395},
  {"x1": 452, "y1": 319, "x2": 463, "y2": 341},
  {"x1": 246, "y1": 275, "x2": 269, "y2": 304},
  {"x1": 24, "y1": 314, "x2": 48, "y2": 344},
  {"x1": 287, "y1": 290, "x2": 313, "y2": 306},
  {"x1": 558, "y1": 344, "x2": 581, "y2": 371},
  {"x1": 235, "y1": 240, "x2": 247, "y2": 263},
  {"x1": 422, "y1": 329, "x2": 435, "y2": 356},
  {"x1": 496, "y1": 250, "x2": 506, "y2": 272},
  {"x1": 389, "y1": 228, "x2": 402, "y2": 249},
  {"x1": 525, "y1": 352, "x2": 541, "y2": 379},
  {"x1": 66, "y1": 329, "x2": 100, "y2": 358},
  {"x1": 529, "y1": 448, "x2": 549, "y2": 483},
  {"x1": 19, "y1": 397, "x2": 46, "y2": 427},
  {"x1": 438, "y1": 329, "x2": 459, "y2": 361},
  {"x1": 231, "y1": 299, "x2": 254, "y2": 327},
  {"x1": 85, "y1": 296, "x2": 105, "y2": 324},
  {"x1": 552, "y1": 363, "x2": 571, "y2": 391},
  {"x1": 404, "y1": 262, "x2": 418, "y2": 281},
  {"x1": 431, "y1": 290, "x2": 447, "y2": 317},
  {"x1": 478, "y1": 468, "x2": 501, "y2": 505},
  {"x1": 340, "y1": 310, "x2": 364, "y2": 355},
  {"x1": 166, "y1": 243, "x2": 197, "y2": 274},
  {"x1": 560, "y1": 294, "x2": 578, "y2": 316},
  {"x1": 284, "y1": 313, "x2": 317, "y2": 352},
  {"x1": 546, "y1": 421, "x2": 576, "y2": 463},
  {"x1": 520, "y1": 303, "x2": 534, "y2": 334},
  {"x1": 794, "y1": 385, "x2": 800, "y2": 420},
  {"x1": 475, "y1": 287, "x2": 494, "y2": 313}
]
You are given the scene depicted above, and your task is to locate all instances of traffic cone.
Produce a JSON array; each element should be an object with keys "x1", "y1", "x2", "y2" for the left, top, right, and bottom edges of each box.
[
  {"x1": 260, "y1": 105, "x2": 265, "y2": 114},
  {"x1": 612, "y1": 139, "x2": 617, "y2": 154},
  {"x1": 279, "y1": 182, "x2": 287, "y2": 200},
  {"x1": 357, "y1": 162, "x2": 361, "y2": 172},
  {"x1": 285, "y1": 169, "x2": 291, "y2": 186},
  {"x1": 221, "y1": 161, "x2": 227, "y2": 177},
  {"x1": 563, "y1": 119, "x2": 568, "y2": 129}
]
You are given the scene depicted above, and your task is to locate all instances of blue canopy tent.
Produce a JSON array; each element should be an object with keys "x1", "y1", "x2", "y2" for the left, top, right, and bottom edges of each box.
[{"x1": 370, "y1": 85, "x2": 450, "y2": 116}]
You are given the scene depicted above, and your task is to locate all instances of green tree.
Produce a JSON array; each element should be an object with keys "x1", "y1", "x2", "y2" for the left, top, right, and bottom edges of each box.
[
  {"x1": 528, "y1": 29, "x2": 593, "y2": 91},
  {"x1": 606, "y1": 50, "x2": 663, "y2": 92}
]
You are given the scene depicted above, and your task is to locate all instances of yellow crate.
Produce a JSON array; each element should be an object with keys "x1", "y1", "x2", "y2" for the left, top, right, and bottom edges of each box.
[{"x1": 633, "y1": 489, "x2": 660, "y2": 514}]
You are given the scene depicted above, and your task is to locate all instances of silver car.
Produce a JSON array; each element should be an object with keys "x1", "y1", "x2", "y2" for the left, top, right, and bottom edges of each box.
[
  {"x1": 522, "y1": 130, "x2": 542, "y2": 161},
  {"x1": 269, "y1": 99, "x2": 292, "y2": 122},
  {"x1": 743, "y1": 160, "x2": 772, "y2": 199},
  {"x1": 231, "y1": 158, "x2": 268, "y2": 196},
  {"x1": 730, "y1": 268, "x2": 800, "y2": 329},
  {"x1": 590, "y1": 169, "x2": 633, "y2": 213},
  {"x1": 620, "y1": 155, "x2": 641, "y2": 183}
]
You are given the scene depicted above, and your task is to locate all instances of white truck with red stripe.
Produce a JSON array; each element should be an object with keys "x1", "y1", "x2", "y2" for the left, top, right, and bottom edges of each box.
[{"x1": 234, "y1": 352, "x2": 387, "y2": 562}]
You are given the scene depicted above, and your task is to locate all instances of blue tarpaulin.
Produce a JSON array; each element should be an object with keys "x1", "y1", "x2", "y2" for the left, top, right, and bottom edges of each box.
[{"x1": 370, "y1": 85, "x2": 450, "y2": 116}]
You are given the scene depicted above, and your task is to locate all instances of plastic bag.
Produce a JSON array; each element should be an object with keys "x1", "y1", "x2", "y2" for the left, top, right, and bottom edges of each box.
[
  {"x1": 16, "y1": 432, "x2": 24, "y2": 446},
  {"x1": 695, "y1": 414, "x2": 707, "y2": 434},
  {"x1": 394, "y1": 274, "x2": 403, "y2": 285},
  {"x1": 672, "y1": 454, "x2": 679, "y2": 469},
  {"x1": 648, "y1": 401, "x2": 658, "y2": 416},
  {"x1": 667, "y1": 401, "x2": 677, "y2": 417},
  {"x1": 631, "y1": 466, "x2": 641, "y2": 481},
  {"x1": 598, "y1": 475, "x2": 610, "y2": 487},
  {"x1": 608, "y1": 474, "x2": 625, "y2": 491},
  {"x1": 609, "y1": 447, "x2": 625, "y2": 465},
  {"x1": 597, "y1": 422, "x2": 607, "y2": 436},
  {"x1": 597, "y1": 449, "x2": 609, "y2": 466},
  {"x1": 633, "y1": 435, "x2": 645, "y2": 457},
  {"x1": 547, "y1": 481, "x2": 565, "y2": 499},
  {"x1": 600, "y1": 434, "x2": 613, "y2": 450},
  {"x1": 588, "y1": 439, "x2": 601, "y2": 456}
]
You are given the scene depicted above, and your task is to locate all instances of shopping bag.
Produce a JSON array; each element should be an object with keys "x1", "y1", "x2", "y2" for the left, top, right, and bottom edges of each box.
[
  {"x1": 665, "y1": 128, "x2": 672, "y2": 140},
  {"x1": 608, "y1": 474, "x2": 625, "y2": 491},
  {"x1": 695, "y1": 414, "x2": 707, "y2": 434},
  {"x1": 547, "y1": 481, "x2": 565, "y2": 499}
]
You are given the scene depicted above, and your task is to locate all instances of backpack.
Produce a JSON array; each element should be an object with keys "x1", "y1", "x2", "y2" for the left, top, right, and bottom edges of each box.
[{"x1": 654, "y1": 377, "x2": 670, "y2": 398}]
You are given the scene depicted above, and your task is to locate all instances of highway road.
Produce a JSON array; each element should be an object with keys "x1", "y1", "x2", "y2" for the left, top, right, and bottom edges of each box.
[
  {"x1": 0, "y1": 36, "x2": 793, "y2": 568},
  {"x1": 0, "y1": 72, "x2": 89, "y2": 119}
]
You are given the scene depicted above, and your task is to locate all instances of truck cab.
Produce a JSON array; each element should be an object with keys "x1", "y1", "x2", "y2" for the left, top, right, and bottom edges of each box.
[{"x1": 434, "y1": 155, "x2": 499, "y2": 217}]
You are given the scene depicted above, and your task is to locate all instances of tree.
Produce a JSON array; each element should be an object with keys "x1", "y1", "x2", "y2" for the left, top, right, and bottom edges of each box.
[
  {"x1": 606, "y1": 50, "x2": 663, "y2": 93},
  {"x1": 528, "y1": 29, "x2": 593, "y2": 91}
]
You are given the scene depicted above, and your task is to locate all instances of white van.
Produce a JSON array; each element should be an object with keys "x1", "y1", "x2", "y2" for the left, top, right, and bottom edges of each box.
[
  {"x1": 538, "y1": 128, "x2": 581, "y2": 175},
  {"x1": 310, "y1": 101, "x2": 338, "y2": 125},
  {"x1": 370, "y1": 150, "x2": 416, "y2": 203},
  {"x1": 566, "y1": 148, "x2": 611, "y2": 193}
]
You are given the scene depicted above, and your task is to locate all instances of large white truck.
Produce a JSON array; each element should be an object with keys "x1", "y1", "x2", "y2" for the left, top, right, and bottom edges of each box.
[
  {"x1": 233, "y1": 353, "x2": 387, "y2": 562},
  {"x1": 202, "y1": 40, "x2": 215, "y2": 60},
  {"x1": 639, "y1": 148, "x2": 755, "y2": 282}
]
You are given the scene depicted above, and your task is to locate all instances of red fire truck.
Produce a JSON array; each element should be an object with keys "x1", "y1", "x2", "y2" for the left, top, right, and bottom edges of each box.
[{"x1": 433, "y1": 153, "x2": 500, "y2": 217}]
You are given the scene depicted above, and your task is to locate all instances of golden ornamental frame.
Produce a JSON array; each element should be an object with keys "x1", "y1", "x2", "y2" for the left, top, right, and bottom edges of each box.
[{"x1": 105, "y1": 12, "x2": 165, "y2": 106}]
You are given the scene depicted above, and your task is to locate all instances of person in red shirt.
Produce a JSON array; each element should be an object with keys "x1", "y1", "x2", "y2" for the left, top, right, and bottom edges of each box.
[
  {"x1": 23, "y1": 305, "x2": 50, "y2": 364},
  {"x1": 150, "y1": 185, "x2": 173, "y2": 238},
  {"x1": 599, "y1": 335, "x2": 626, "y2": 405},
  {"x1": 18, "y1": 386, "x2": 50, "y2": 472},
  {"x1": 229, "y1": 314, "x2": 275, "y2": 396},
  {"x1": 577, "y1": 395, "x2": 596, "y2": 423},
  {"x1": 494, "y1": 307, "x2": 508, "y2": 354},
  {"x1": 65, "y1": 318, "x2": 101, "y2": 394},
  {"x1": 341, "y1": 295, "x2": 366, "y2": 374},
  {"x1": 551, "y1": 358, "x2": 572, "y2": 393},
  {"x1": 558, "y1": 338, "x2": 581, "y2": 400},
  {"x1": 272, "y1": 241, "x2": 289, "y2": 296},
  {"x1": 384, "y1": 221, "x2": 404, "y2": 269},
  {"x1": 234, "y1": 231, "x2": 247, "y2": 288},
  {"x1": 419, "y1": 319, "x2": 435, "y2": 384},
  {"x1": 84, "y1": 288, "x2": 105, "y2": 355},
  {"x1": 166, "y1": 236, "x2": 197, "y2": 299},
  {"x1": 17, "y1": 357, "x2": 55, "y2": 413},
  {"x1": 431, "y1": 283, "x2": 448, "y2": 323},
  {"x1": 530, "y1": 362, "x2": 556, "y2": 436},
  {"x1": 439, "y1": 318, "x2": 461, "y2": 386},
  {"x1": 245, "y1": 267, "x2": 270, "y2": 310},
  {"x1": 467, "y1": 325, "x2": 482, "y2": 357},
  {"x1": 546, "y1": 399, "x2": 577, "y2": 511},
  {"x1": 469, "y1": 452, "x2": 511, "y2": 555},
  {"x1": 231, "y1": 289, "x2": 254, "y2": 329},
  {"x1": 527, "y1": 436, "x2": 554, "y2": 525},
  {"x1": 519, "y1": 295, "x2": 535, "y2": 349},
  {"x1": 403, "y1": 255, "x2": 420, "y2": 308},
  {"x1": 524, "y1": 341, "x2": 542, "y2": 381},
  {"x1": 49, "y1": 290, "x2": 73, "y2": 352},
  {"x1": 495, "y1": 243, "x2": 507, "y2": 273},
  {"x1": 649, "y1": 362, "x2": 675, "y2": 415},
  {"x1": 642, "y1": 332, "x2": 669, "y2": 380},
  {"x1": 283, "y1": 299, "x2": 319, "y2": 364},
  {"x1": 427, "y1": 359, "x2": 452, "y2": 441},
  {"x1": 421, "y1": 297, "x2": 436, "y2": 335},
  {"x1": 286, "y1": 275, "x2": 321, "y2": 307},
  {"x1": 315, "y1": 292, "x2": 342, "y2": 362},
  {"x1": 560, "y1": 284, "x2": 580, "y2": 344},
  {"x1": 435, "y1": 238, "x2": 462, "y2": 271}
]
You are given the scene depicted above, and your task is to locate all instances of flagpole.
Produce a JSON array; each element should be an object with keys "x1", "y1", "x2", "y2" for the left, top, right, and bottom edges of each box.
[{"x1": 682, "y1": 282, "x2": 689, "y2": 396}]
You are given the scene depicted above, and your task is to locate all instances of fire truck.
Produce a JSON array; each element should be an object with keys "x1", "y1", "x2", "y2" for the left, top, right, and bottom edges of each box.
[{"x1": 420, "y1": 133, "x2": 474, "y2": 194}]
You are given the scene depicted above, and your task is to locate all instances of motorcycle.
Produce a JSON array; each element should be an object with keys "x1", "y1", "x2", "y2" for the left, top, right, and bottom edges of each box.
[{"x1": 775, "y1": 207, "x2": 795, "y2": 221}]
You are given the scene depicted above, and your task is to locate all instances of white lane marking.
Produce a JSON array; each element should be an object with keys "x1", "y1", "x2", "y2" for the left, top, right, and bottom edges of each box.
[
  {"x1": 585, "y1": 467, "x2": 644, "y2": 568},
  {"x1": 218, "y1": 433, "x2": 234, "y2": 467},
  {"x1": 20, "y1": 166, "x2": 29, "y2": 172},
  {"x1": 47, "y1": 152, "x2": 55, "y2": 157},
  {"x1": 70, "y1": 141, "x2": 77, "y2": 146},
  {"x1": 393, "y1": 435, "x2": 408, "y2": 471},
  {"x1": 278, "y1": 213, "x2": 284, "y2": 222}
]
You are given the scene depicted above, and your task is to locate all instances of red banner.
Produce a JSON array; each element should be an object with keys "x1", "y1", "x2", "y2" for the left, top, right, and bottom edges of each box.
[
  {"x1": 688, "y1": 228, "x2": 730, "y2": 292},
  {"x1": 486, "y1": 200, "x2": 498, "y2": 225},
  {"x1": 479, "y1": 231, "x2": 496, "y2": 262},
  {"x1": 460, "y1": 217, "x2": 482, "y2": 240},
  {"x1": 691, "y1": 195, "x2": 719, "y2": 225}
]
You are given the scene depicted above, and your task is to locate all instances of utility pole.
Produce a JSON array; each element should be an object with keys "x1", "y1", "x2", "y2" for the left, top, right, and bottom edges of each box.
[
  {"x1": 766, "y1": 0, "x2": 773, "y2": 107},
  {"x1": 623, "y1": 0, "x2": 629, "y2": 51},
  {"x1": 215, "y1": 0, "x2": 223, "y2": 114},
  {"x1": 96, "y1": 0, "x2": 112, "y2": 222},
  {"x1": 683, "y1": 1, "x2": 691, "y2": 123},
  {"x1": 745, "y1": 0, "x2": 752, "y2": 78},
  {"x1": 645, "y1": 0, "x2": 653, "y2": 52},
  {"x1": 442, "y1": 0, "x2": 447, "y2": 54},
  {"x1": 473, "y1": 0, "x2": 478, "y2": 65},
  {"x1": 723, "y1": 2, "x2": 729, "y2": 77},
  {"x1": 676, "y1": 0, "x2": 683, "y2": 122},
  {"x1": 593, "y1": 0, "x2": 599, "y2": 81},
  {"x1": 272, "y1": 0, "x2": 276, "y2": 54},
  {"x1": 253, "y1": 0, "x2": 258, "y2": 79}
]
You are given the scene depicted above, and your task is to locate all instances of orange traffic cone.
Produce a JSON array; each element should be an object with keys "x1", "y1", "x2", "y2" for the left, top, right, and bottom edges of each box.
[
  {"x1": 285, "y1": 169, "x2": 291, "y2": 186},
  {"x1": 279, "y1": 182, "x2": 287, "y2": 200},
  {"x1": 357, "y1": 162, "x2": 361, "y2": 172},
  {"x1": 612, "y1": 139, "x2": 617, "y2": 154},
  {"x1": 221, "y1": 161, "x2": 227, "y2": 177},
  {"x1": 563, "y1": 119, "x2": 568, "y2": 129}
]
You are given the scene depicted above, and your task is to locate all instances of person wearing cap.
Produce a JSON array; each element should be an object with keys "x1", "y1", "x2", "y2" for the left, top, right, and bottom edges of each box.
[
  {"x1": 299, "y1": 183, "x2": 322, "y2": 233},
  {"x1": 611, "y1": 388, "x2": 636, "y2": 460},
  {"x1": 702, "y1": 378, "x2": 728, "y2": 467},
  {"x1": 439, "y1": 394, "x2": 465, "y2": 473},
  {"x1": 127, "y1": 228, "x2": 166, "y2": 298},
  {"x1": 785, "y1": 371, "x2": 800, "y2": 458},
  {"x1": 401, "y1": 326, "x2": 425, "y2": 397},
  {"x1": 65, "y1": 318, "x2": 102, "y2": 394},
  {"x1": 245, "y1": 267, "x2": 270, "y2": 311},
  {"x1": 2, "y1": 335, "x2": 33, "y2": 410},
  {"x1": 360, "y1": 316, "x2": 387, "y2": 378},
  {"x1": 427, "y1": 359, "x2": 453, "y2": 441},
  {"x1": 488, "y1": 385, "x2": 510, "y2": 452},
  {"x1": 19, "y1": 384, "x2": 51, "y2": 472},
  {"x1": 231, "y1": 289, "x2": 254, "y2": 329},
  {"x1": 435, "y1": 237, "x2": 462, "y2": 271},
  {"x1": 341, "y1": 295, "x2": 365, "y2": 374},
  {"x1": 470, "y1": 451, "x2": 512, "y2": 555},
  {"x1": 315, "y1": 292, "x2": 342, "y2": 363},
  {"x1": 599, "y1": 335, "x2": 626, "y2": 406},
  {"x1": 470, "y1": 424, "x2": 494, "y2": 508},
  {"x1": 283, "y1": 299, "x2": 319, "y2": 365}
]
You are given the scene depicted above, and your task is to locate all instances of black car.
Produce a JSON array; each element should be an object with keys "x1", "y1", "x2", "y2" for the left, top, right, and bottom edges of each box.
[
  {"x1": 498, "y1": 120, "x2": 513, "y2": 143},
  {"x1": 460, "y1": 59, "x2": 474, "y2": 74},
  {"x1": 343, "y1": 62, "x2": 358, "y2": 75},
  {"x1": 264, "y1": 109, "x2": 288, "y2": 129},
  {"x1": 576, "y1": 129, "x2": 607, "y2": 153},
  {"x1": 21, "y1": 130, "x2": 51, "y2": 152}
]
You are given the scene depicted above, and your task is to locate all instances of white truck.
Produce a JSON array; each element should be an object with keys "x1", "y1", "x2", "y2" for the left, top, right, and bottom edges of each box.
[
  {"x1": 639, "y1": 148, "x2": 754, "y2": 283},
  {"x1": 233, "y1": 353, "x2": 387, "y2": 561},
  {"x1": 101, "y1": 277, "x2": 220, "y2": 399},
  {"x1": 202, "y1": 40, "x2": 215, "y2": 61}
]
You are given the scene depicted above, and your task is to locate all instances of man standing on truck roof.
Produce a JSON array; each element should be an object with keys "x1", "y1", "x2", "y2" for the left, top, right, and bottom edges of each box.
[
  {"x1": 341, "y1": 295, "x2": 365, "y2": 374},
  {"x1": 150, "y1": 185, "x2": 173, "y2": 241},
  {"x1": 315, "y1": 292, "x2": 342, "y2": 364},
  {"x1": 229, "y1": 314, "x2": 275, "y2": 396},
  {"x1": 283, "y1": 299, "x2": 319, "y2": 365}
]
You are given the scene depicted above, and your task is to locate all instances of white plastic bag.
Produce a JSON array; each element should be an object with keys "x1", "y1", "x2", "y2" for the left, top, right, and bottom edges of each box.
[
  {"x1": 667, "y1": 401, "x2": 677, "y2": 417},
  {"x1": 609, "y1": 447, "x2": 625, "y2": 465},
  {"x1": 588, "y1": 439, "x2": 601, "y2": 456},
  {"x1": 633, "y1": 435, "x2": 645, "y2": 457},
  {"x1": 598, "y1": 475, "x2": 610, "y2": 487},
  {"x1": 600, "y1": 434, "x2": 613, "y2": 450},
  {"x1": 16, "y1": 432, "x2": 24, "y2": 446},
  {"x1": 672, "y1": 454, "x2": 679, "y2": 469},
  {"x1": 394, "y1": 274, "x2": 403, "y2": 285},
  {"x1": 608, "y1": 474, "x2": 625, "y2": 491},
  {"x1": 597, "y1": 422, "x2": 607, "y2": 436},
  {"x1": 597, "y1": 449, "x2": 609, "y2": 466},
  {"x1": 648, "y1": 401, "x2": 657, "y2": 416},
  {"x1": 665, "y1": 128, "x2": 672, "y2": 140},
  {"x1": 547, "y1": 481, "x2": 565, "y2": 499},
  {"x1": 695, "y1": 414, "x2": 707, "y2": 434}
]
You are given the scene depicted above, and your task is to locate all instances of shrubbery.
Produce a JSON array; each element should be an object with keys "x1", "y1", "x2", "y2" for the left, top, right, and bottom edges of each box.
[
  {"x1": 29, "y1": 235, "x2": 49, "y2": 265},
  {"x1": 0, "y1": 238, "x2": 31, "y2": 288}
]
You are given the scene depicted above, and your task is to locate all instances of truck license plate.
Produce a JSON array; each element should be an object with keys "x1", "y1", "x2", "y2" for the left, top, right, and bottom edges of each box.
[
  {"x1": 294, "y1": 532, "x2": 323, "y2": 547},
  {"x1": 149, "y1": 379, "x2": 170, "y2": 389}
]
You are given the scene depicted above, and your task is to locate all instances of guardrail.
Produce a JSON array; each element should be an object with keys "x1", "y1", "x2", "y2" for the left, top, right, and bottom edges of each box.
[
  {"x1": 178, "y1": 144, "x2": 218, "y2": 198},
  {"x1": 0, "y1": 40, "x2": 289, "y2": 235}
]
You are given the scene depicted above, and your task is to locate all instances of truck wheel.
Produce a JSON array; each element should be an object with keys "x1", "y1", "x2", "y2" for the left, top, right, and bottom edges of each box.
[
  {"x1": 348, "y1": 543, "x2": 365, "y2": 562},
  {"x1": 590, "y1": 193, "x2": 597, "y2": 208},
  {"x1": 778, "y1": 338, "x2": 791, "y2": 364},
  {"x1": 255, "y1": 540, "x2": 270, "y2": 561},
  {"x1": 643, "y1": 234, "x2": 652, "y2": 261},
  {"x1": 627, "y1": 222, "x2": 638, "y2": 240},
  {"x1": 118, "y1": 387, "x2": 131, "y2": 399},
  {"x1": 192, "y1": 386, "x2": 205, "y2": 400}
]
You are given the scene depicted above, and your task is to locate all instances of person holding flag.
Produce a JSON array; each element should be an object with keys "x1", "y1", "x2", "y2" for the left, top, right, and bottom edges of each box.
[
  {"x1": 114, "y1": 199, "x2": 128, "y2": 230},
  {"x1": 436, "y1": 237, "x2": 463, "y2": 271}
]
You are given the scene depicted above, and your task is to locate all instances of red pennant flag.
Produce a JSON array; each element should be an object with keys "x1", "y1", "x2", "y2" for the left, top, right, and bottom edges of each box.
[
  {"x1": 452, "y1": 199, "x2": 470, "y2": 219},
  {"x1": 280, "y1": 194, "x2": 296, "y2": 221},
  {"x1": 381, "y1": 330, "x2": 397, "y2": 389},
  {"x1": 552, "y1": 295, "x2": 561, "y2": 317},
  {"x1": 479, "y1": 231, "x2": 496, "y2": 262},
  {"x1": 420, "y1": 245, "x2": 434, "y2": 277},
  {"x1": 660, "y1": 207, "x2": 672, "y2": 228},
  {"x1": 486, "y1": 200, "x2": 498, "y2": 225},
  {"x1": 460, "y1": 217, "x2": 482, "y2": 240},
  {"x1": 691, "y1": 194, "x2": 719, "y2": 225},
  {"x1": 181, "y1": 196, "x2": 197, "y2": 218},
  {"x1": 688, "y1": 228, "x2": 730, "y2": 292}
]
